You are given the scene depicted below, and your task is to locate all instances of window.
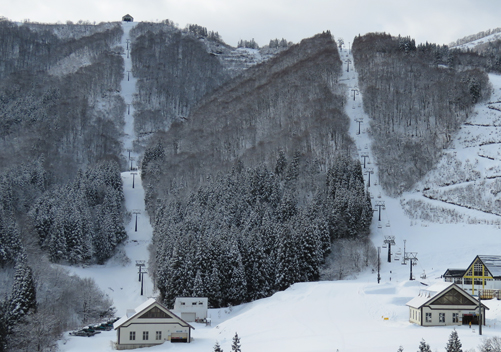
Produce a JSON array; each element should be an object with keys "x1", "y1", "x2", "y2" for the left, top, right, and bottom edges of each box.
[
  {"x1": 192, "y1": 302, "x2": 197, "y2": 306},
  {"x1": 130, "y1": 331, "x2": 136, "y2": 341},
  {"x1": 425, "y1": 313, "x2": 432, "y2": 323},
  {"x1": 439, "y1": 313, "x2": 445, "y2": 323},
  {"x1": 156, "y1": 331, "x2": 162, "y2": 340},
  {"x1": 143, "y1": 331, "x2": 149, "y2": 340},
  {"x1": 453, "y1": 313, "x2": 459, "y2": 323}
]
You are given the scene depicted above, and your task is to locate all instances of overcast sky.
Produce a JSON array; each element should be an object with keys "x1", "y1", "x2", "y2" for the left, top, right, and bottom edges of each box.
[{"x1": 2, "y1": 0, "x2": 500, "y2": 47}]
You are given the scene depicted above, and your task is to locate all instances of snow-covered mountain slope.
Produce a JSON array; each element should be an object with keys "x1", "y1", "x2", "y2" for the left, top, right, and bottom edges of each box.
[
  {"x1": 199, "y1": 36, "x2": 289, "y2": 76},
  {"x1": 451, "y1": 28, "x2": 501, "y2": 51},
  {"x1": 402, "y1": 74, "x2": 501, "y2": 223},
  {"x1": 58, "y1": 44, "x2": 501, "y2": 352}
]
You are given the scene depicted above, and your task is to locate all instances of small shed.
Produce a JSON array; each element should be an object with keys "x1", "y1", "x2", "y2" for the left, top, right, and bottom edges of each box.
[
  {"x1": 114, "y1": 298, "x2": 194, "y2": 350},
  {"x1": 173, "y1": 297, "x2": 208, "y2": 322},
  {"x1": 406, "y1": 282, "x2": 488, "y2": 327},
  {"x1": 122, "y1": 14, "x2": 134, "y2": 22}
]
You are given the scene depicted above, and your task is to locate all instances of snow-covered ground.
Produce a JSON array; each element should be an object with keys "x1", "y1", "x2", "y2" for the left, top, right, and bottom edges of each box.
[{"x1": 58, "y1": 43, "x2": 501, "y2": 352}]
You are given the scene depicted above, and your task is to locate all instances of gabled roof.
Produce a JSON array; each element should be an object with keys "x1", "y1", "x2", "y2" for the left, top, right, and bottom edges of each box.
[
  {"x1": 443, "y1": 269, "x2": 466, "y2": 277},
  {"x1": 477, "y1": 255, "x2": 501, "y2": 277},
  {"x1": 407, "y1": 282, "x2": 453, "y2": 308},
  {"x1": 406, "y1": 282, "x2": 488, "y2": 309},
  {"x1": 114, "y1": 298, "x2": 195, "y2": 330}
]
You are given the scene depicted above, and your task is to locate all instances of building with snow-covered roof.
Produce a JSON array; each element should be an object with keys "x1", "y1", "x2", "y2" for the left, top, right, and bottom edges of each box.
[
  {"x1": 443, "y1": 255, "x2": 501, "y2": 296},
  {"x1": 406, "y1": 282, "x2": 488, "y2": 327},
  {"x1": 122, "y1": 14, "x2": 134, "y2": 22},
  {"x1": 114, "y1": 298, "x2": 194, "y2": 350},
  {"x1": 173, "y1": 297, "x2": 208, "y2": 322}
]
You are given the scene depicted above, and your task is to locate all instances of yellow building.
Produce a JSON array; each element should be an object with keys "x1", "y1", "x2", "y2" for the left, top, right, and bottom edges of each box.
[{"x1": 443, "y1": 255, "x2": 501, "y2": 297}]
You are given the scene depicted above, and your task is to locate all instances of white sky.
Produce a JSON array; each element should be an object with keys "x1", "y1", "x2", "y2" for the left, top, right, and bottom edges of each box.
[{"x1": 2, "y1": 0, "x2": 500, "y2": 47}]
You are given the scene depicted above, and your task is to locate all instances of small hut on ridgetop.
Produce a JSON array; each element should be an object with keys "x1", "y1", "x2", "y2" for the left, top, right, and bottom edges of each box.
[{"x1": 122, "y1": 14, "x2": 133, "y2": 22}]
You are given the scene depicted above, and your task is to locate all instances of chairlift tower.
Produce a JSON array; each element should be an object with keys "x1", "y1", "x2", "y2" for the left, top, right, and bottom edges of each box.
[
  {"x1": 360, "y1": 153, "x2": 369, "y2": 168},
  {"x1": 132, "y1": 209, "x2": 141, "y2": 232},
  {"x1": 365, "y1": 168, "x2": 374, "y2": 187},
  {"x1": 374, "y1": 200, "x2": 385, "y2": 221},
  {"x1": 404, "y1": 252, "x2": 418, "y2": 280},
  {"x1": 383, "y1": 235, "x2": 395, "y2": 263},
  {"x1": 135, "y1": 260, "x2": 145, "y2": 282},
  {"x1": 355, "y1": 118, "x2": 363, "y2": 134}
]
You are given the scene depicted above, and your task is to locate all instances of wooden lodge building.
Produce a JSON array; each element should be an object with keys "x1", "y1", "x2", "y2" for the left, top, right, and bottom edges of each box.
[
  {"x1": 443, "y1": 255, "x2": 501, "y2": 297},
  {"x1": 406, "y1": 282, "x2": 488, "y2": 326},
  {"x1": 114, "y1": 298, "x2": 194, "y2": 350}
]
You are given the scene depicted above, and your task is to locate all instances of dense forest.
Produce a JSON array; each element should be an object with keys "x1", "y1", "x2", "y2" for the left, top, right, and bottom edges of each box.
[
  {"x1": 0, "y1": 19, "x2": 127, "y2": 351},
  {"x1": 140, "y1": 32, "x2": 376, "y2": 307},
  {"x1": 352, "y1": 33, "x2": 491, "y2": 195},
  {"x1": 150, "y1": 153, "x2": 373, "y2": 308},
  {"x1": 130, "y1": 22, "x2": 231, "y2": 138}
]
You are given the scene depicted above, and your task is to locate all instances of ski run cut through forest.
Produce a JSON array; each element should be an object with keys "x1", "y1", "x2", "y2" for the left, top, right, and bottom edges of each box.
[
  {"x1": 2, "y1": 17, "x2": 501, "y2": 352},
  {"x1": 57, "y1": 23, "x2": 501, "y2": 352}
]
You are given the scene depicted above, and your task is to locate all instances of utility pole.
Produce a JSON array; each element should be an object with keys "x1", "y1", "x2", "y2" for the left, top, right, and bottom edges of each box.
[
  {"x1": 377, "y1": 247, "x2": 381, "y2": 284},
  {"x1": 402, "y1": 240, "x2": 407, "y2": 264},
  {"x1": 383, "y1": 235, "x2": 395, "y2": 263},
  {"x1": 345, "y1": 58, "x2": 352, "y2": 72},
  {"x1": 404, "y1": 252, "x2": 418, "y2": 280},
  {"x1": 479, "y1": 292, "x2": 483, "y2": 335},
  {"x1": 365, "y1": 168, "x2": 374, "y2": 187},
  {"x1": 132, "y1": 209, "x2": 141, "y2": 232},
  {"x1": 374, "y1": 200, "x2": 385, "y2": 221},
  {"x1": 355, "y1": 118, "x2": 363, "y2": 134},
  {"x1": 351, "y1": 88, "x2": 359, "y2": 101},
  {"x1": 131, "y1": 172, "x2": 137, "y2": 188},
  {"x1": 360, "y1": 153, "x2": 369, "y2": 168}
]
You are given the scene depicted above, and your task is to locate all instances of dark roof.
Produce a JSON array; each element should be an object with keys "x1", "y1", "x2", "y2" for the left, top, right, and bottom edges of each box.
[{"x1": 443, "y1": 269, "x2": 466, "y2": 277}]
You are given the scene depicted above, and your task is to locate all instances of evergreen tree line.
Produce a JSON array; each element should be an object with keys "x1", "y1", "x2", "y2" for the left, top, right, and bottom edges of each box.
[
  {"x1": 30, "y1": 160, "x2": 127, "y2": 264},
  {"x1": 150, "y1": 153, "x2": 372, "y2": 308},
  {"x1": 352, "y1": 33, "x2": 490, "y2": 195},
  {"x1": 237, "y1": 38, "x2": 259, "y2": 49},
  {"x1": 268, "y1": 38, "x2": 291, "y2": 49},
  {"x1": 187, "y1": 24, "x2": 223, "y2": 43}
]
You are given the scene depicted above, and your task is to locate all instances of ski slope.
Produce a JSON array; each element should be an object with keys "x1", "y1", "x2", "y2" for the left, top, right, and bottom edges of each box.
[{"x1": 59, "y1": 41, "x2": 501, "y2": 352}]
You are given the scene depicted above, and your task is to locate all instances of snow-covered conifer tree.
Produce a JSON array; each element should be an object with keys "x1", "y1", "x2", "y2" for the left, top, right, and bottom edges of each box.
[
  {"x1": 231, "y1": 332, "x2": 241, "y2": 352},
  {"x1": 445, "y1": 329, "x2": 462, "y2": 352}
]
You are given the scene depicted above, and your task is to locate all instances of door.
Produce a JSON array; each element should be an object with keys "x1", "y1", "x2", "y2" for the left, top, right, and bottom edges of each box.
[
  {"x1": 181, "y1": 312, "x2": 196, "y2": 322},
  {"x1": 171, "y1": 333, "x2": 188, "y2": 343}
]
